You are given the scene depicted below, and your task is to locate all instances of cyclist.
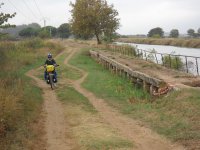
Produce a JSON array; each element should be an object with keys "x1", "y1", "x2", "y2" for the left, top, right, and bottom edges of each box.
[{"x1": 44, "y1": 53, "x2": 57, "y2": 83}]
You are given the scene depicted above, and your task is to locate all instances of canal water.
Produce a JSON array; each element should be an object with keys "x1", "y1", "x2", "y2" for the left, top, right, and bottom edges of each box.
[{"x1": 116, "y1": 42, "x2": 200, "y2": 75}]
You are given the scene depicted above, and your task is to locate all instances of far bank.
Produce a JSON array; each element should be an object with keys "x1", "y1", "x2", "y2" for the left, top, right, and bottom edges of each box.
[{"x1": 116, "y1": 38, "x2": 200, "y2": 48}]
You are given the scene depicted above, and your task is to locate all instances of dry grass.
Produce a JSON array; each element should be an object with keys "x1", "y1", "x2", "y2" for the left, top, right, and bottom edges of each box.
[
  {"x1": 0, "y1": 38, "x2": 63, "y2": 149},
  {"x1": 117, "y1": 38, "x2": 200, "y2": 48}
]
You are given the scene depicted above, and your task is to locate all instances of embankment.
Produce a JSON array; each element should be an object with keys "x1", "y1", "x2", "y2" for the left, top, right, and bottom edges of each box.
[{"x1": 117, "y1": 38, "x2": 200, "y2": 48}]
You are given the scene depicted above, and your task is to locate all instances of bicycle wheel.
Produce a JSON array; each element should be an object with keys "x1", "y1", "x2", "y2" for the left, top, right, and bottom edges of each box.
[{"x1": 49, "y1": 74, "x2": 54, "y2": 90}]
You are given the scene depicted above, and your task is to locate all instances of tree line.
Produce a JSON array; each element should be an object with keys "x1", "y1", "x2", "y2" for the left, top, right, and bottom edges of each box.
[
  {"x1": 147, "y1": 27, "x2": 200, "y2": 38},
  {"x1": 18, "y1": 23, "x2": 71, "y2": 38}
]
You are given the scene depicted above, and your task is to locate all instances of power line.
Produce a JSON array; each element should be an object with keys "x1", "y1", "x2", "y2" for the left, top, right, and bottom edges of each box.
[
  {"x1": 22, "y1": 0, "x2": 39, "y2": 21},
  {"x1": 33, "y1": 0, "x2": 44, "y2": 18},
  {"x1": 7, "y1": 0, "x2": 29, "y2": 20}
]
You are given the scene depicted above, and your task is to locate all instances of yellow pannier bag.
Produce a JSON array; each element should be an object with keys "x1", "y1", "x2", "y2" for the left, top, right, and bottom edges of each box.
[{"x1": 46, "y1": 65, "x2": 55, "y2": 72}]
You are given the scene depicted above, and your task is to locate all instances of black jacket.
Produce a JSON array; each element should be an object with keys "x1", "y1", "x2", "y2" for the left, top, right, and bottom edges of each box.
[{"x1": 44, "y1": 59, "x2": 56, "y2": 65}]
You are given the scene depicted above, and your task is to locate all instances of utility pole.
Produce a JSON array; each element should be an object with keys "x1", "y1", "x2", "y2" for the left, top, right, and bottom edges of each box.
[
  {"x1": 43, "y1": 19, "x2": 46, "y2": 27},
  {"x1": 41, "y1": 17, "x2": 48, "y2": 27}
]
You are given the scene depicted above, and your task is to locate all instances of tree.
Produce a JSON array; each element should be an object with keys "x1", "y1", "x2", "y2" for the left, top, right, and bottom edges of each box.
[
  {"x1": 0, "y1": 3, "x2": 16, "y2": 38},
  {"x1": 187, "y1": 29, "x2": 195, "y2": 37},
  {"x1": 19, "y1": 27, "x2": 39, "y2": 37},
  {"x1": 38, "y1": 29, "x2": 50, "y2": 38},
  {"x1": 197, "y1": 28, "x2": 200, "y2": 37},
  {"x1": 170, "y1": 29, "x2": 179, "y2": 38},
  {"x1": 0, "y1": 3, "x2": 16, "y2": 29},
  {"x1": 147, "y1": 27, "x2": 164, "y2": 38},
  {"x1": 43, "y1": 26, "x2": 57, "y2": 37},
  {"x1": 70, "y1": 0, "x2": 120, "y2": 44},
  {"x1": 28, "y1": 23, "x2": 41, "y2": 29},
  {"x1": 57, "y1": 23, "x2": 71, "y2": 38},
  {"x1": 198, "y1": 28, "x2": 200, "y2": 34}
]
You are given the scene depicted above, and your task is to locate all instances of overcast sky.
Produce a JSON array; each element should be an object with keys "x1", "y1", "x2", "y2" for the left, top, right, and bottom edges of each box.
[{"x1": 2, "y1": 0, "x2": 200, "y2": 34}]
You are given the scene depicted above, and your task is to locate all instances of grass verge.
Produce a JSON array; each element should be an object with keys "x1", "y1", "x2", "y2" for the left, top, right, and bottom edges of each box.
[
  {"x1": 56, "y1": 52, "x2": 82, "y2": 80},
  {"x1": 56, "y1": 85, "x2": 134, "y2": 150},
  {"x1": 69, "y1": 47, "x2": 200, "y2": 150}
]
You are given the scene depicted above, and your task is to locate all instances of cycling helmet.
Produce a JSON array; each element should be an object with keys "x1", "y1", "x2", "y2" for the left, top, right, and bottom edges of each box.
[{"x1": 47, "y1": 53, "x2": 52, "y2": 59}]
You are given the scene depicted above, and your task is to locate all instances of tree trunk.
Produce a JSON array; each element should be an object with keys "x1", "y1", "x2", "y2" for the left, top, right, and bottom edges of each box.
[{"x1": 95, "y1": 32, "x2": 101, "y2": 44}]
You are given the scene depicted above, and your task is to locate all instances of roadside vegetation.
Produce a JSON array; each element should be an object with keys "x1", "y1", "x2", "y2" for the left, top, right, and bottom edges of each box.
[
  {"x1": 50, "y1": 44, "x2": 134, "y2": 149},
  {"x1": 0, "y1": 38, "x2": 63, "y2": 149},
  {"x1": 57, "y1": 85, "x2": 134, "y2": 150},
  {"x1": 69, "y1": 47, "x2": 200, "y2": 150},
  {"x1": 117, "y1": 37, "x2": 200, "y2": 48}
]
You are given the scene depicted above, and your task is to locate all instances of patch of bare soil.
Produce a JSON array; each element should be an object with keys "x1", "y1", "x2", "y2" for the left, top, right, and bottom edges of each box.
[
  {"x1": 62, "y1": 42, "x2": 185, "y2": 150},
  {"x1": 99, "y1": 50, "x2": 200, "y2": 89},
  {"x1": 182, "y1": 80, "x2": 200, "y2": 87}
]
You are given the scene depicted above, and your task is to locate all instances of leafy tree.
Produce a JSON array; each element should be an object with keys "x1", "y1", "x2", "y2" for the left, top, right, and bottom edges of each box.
[
  {"x1": 0, "y1": 3, "x2": 16, "y2": 38},
  {"x1": 147, "y1": 27, "x2": 164, "y2": 38},
  {"x1": 102, "y1": 32, "x2": 119, "y2": 42},
  {"x1": 43, "y1": 26, "x2": 57, "y2": 37},
  {"x1": 57, "y1": 23, "x2": 71, "y2": 38},
  {"x1": 187, "y1": 29, "x2": 195, "y2": 37},
  {"x1": 70, "y1": 0, "x2": 120, "y2": 44},
  {"x1": 19, "y1": 27, "x2": 39, "y2": 37},
  {"x1": 38, "y1": 29, "x2": 50, "y2": 38},
  {"x1": 28, "y1": 23, "x2": 41, "y2": 29},
  {"x1": 170, "y1": 29, "x2": 179, "y2": 38},
  {"x1": 0, "y1": 3, "x2": 16, "y2": 29},
  {"x1": 198, "y1": 28, "x2": 200, "y2": 34},
  {"x1": 197, "y1": 28, "x2": 200, "y2": 37}
]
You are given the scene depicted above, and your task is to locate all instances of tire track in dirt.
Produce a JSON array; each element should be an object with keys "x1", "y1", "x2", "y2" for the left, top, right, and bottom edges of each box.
[
  {"x1": 63, "y1": 45, "x2": 185, "y2": 150},
  {"x1": 26, "y1": 49, "x2": 76, "y2": 150}
]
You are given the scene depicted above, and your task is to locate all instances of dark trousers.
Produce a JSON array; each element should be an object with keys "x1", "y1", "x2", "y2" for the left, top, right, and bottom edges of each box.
[{"x1": 44, "y1": 71, "x2": 57, "y2": 80}]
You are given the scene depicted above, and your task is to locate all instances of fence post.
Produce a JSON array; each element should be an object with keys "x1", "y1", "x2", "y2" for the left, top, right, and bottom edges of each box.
[
  {"x1": 155, "y1": 53, "x2": 158, "y2": 64},
  {"x1": 169, "y1": 55, "x2": 172, "y2": 68},
  {"x1": 175, "y1": 57, "x2": 179, "y2": 70},
  {"x1": 185, "y1": 56, "x2": 188, "y2": 73},
  {"x1": 137, "y1": 49, "x2": 139, "y2": 57},
  {"x1": 145, "y1": 51, "x2": 147, "y2": 61},
  {"x1": 196, "y1": 58, "x2": 199, "y2": 75},
  {"x1": 161, "y1": 54, "x2": 164, "y2": 66}
]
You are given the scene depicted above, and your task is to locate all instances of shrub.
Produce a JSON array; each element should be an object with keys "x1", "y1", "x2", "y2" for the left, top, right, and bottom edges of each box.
[
  {"x1": 163, "y1": 55, "x2": 183, "y2": 69},
  {"x1": 22, "y1": 38, "x2": 44, "y2": 49}
]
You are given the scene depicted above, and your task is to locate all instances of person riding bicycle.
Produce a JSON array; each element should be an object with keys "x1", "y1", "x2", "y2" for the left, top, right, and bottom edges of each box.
[{"x1": 44, "y1": 53, "x2": 58, "y2": 83}]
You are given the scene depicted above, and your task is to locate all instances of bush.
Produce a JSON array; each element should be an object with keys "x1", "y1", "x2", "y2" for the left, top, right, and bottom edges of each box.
[
  {"x1": 163, "y1": 55, "x2": 183, "y2": 69},
  {"x1": 22, "y1": 38, "x2": 44, "y2": 49},
  {"x1": 103, "y1": 44, "x2": 137, "y2": 56}
]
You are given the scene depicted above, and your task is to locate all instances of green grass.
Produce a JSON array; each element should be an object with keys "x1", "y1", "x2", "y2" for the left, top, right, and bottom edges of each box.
[
  {"x1": 70, "y1": 49, "x2": 150, "y2": 110},
  {"x1": 55, "y1": 52, "x2": 82, "y2": 80},
  {"x1": 69, "y1": 48, "x2": 200, "y2": 149},
  {"x1": 81, "y1": 136, "x2": 133, "y2": 150},
  {"x1": 57, "y1": 86, "x2": 96, "y2": 113},
  {"x1": 56, "y1": 85, "x2": 134, "y2": 150}
]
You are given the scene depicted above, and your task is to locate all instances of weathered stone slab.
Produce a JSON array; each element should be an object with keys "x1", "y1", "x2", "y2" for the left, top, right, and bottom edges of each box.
[{"x1": 90, "y1": 50, "x2": 166, "y2": 88}]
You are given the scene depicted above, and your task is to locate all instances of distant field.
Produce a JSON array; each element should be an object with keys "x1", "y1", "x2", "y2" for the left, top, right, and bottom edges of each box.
[{"x1": 117, "y1": 37, "x2": 200, "y2": 48}]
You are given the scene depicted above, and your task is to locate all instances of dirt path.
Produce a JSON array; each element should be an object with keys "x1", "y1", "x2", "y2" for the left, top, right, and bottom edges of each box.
[
  {"x1": 26, "y1": 50, "x2": 75, "y2": 150},
  {"x1": 63, "y1": 45, "x2": 185, "y2": 150},
  {"x1": 26, "y1": 41, "x2": 185, "y2": 150}
]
